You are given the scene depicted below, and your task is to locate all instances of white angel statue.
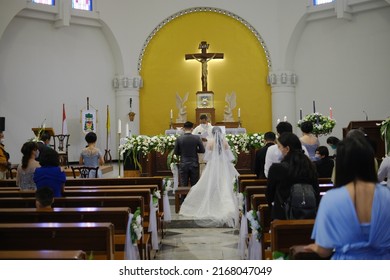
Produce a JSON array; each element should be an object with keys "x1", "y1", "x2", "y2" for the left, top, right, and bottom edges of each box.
[
  {"x1": 223, "y1": 92, "x2": 236, "y2": 122},
  {"x1": 176, "y1": 92, "x2": 189, "y2": 123}
]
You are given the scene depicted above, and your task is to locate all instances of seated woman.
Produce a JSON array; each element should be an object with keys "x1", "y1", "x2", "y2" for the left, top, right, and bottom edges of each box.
[
  {"x1": 305, "y1": 135, "x2": 390, "y2": 259},
  {"x1": 79, "y1": 132, "x2": 104, "y2": 178},
  {"x1": 16, "y1": 142, "x2": 40, "y2": 191},
  {"x1": 34, "y1": 148, "x2": 66, "y2": 197},
  {"x1": 299, "y1": 121, "x2": 320, "y2": 161},
  {"x1": 266, "y1": 132, "x2": 319, "y2": 220}
]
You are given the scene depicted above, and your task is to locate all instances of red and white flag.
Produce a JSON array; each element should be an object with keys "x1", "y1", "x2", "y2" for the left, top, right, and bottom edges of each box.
[{"x1": 62, "y1": 103, "x2": 68, "y2": 135}]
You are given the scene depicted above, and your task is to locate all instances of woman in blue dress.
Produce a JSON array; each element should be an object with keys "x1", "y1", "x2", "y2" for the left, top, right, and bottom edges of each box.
[
  {"x1": 305, "y1": 135, "x2": 390, "y2": 259},
  {"x1": 79, "y1": 132, "x2": 104, "y2": 178}
]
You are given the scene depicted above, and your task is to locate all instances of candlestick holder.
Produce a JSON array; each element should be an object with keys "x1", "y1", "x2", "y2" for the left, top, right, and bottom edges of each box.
[
  {"x1": 170, "y1": 118, "x2": 173, "y2": 129},
  {"x1": 238, "y1": 117, "x2": 241, "y2": 128},
  {"x1": 118, "y1": 132, "x2": 121, "y2": 178}
]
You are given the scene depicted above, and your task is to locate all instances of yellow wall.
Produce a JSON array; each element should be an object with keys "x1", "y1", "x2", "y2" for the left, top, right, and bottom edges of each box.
[{"x1": 140, "y1": 11, "x2": 271, "y2": 135}]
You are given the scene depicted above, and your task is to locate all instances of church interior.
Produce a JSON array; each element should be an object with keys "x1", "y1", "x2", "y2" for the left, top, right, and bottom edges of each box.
[{"x1": 0, "y1": 0, "x2": 389, "y2": 261}]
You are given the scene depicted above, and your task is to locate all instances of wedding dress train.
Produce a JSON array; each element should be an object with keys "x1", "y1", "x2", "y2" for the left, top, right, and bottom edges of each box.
[{"x1": 179, "y1": 127, "x2": 239, "y2": 228}]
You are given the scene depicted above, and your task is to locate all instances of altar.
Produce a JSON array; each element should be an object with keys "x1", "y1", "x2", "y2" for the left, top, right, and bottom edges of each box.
[{"x1": 138, "y1": 149, "x2": 256, "y2": 177}]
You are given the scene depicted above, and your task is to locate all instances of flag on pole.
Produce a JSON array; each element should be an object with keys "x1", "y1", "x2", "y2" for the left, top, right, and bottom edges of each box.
[
  {"x1": 106, "y1": 105, "x2": 111, "y2": 147},
  {"x1": 62, "y1": 103, "x2": 68, "y2": 135},
  {"x1": 106, "y1": 105, "x2": 110, "y2": 134}
]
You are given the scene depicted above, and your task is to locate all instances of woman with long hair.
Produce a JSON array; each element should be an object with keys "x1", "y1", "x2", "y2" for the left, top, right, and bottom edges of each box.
[
  {"x1": 16, "y1": 141, "x2": 40, "y2": 191},
  {"x1": 305, "y1": 135, "x2": 390, "y2": 259},
  {"x1": 179, "y1": 126, "x2": 239, "y2": 228},
  {"x1": 266, "y1": 132, "x2": 319, "y2": 220}
]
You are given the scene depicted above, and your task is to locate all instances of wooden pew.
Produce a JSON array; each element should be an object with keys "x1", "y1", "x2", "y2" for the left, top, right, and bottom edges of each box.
[
  {"x1": 0, "y1": 190, "x2": 35, "y2": 197},
  {"x1": 0, "y1": 179, "x2": 17, "y2": 188},
  {"x1": 0, "y1": 207, "x2": 143, "y2": 260},
  {"x1": 0, "y1": 195, "x2": 152, "y2": 259},
  {"x1": 270, "y1": 219, "x2": 315, "y2": 257},
  {"x1": 258, "y1": 204, "x2": 272, "y2": 259},
  {"x1": 0, "y1": 222, "x2": 115, "y2": 260},
  {"x1": 62, "y1": 189, "x2": 160, "y2": 254},
  {"x1": 239, "y1": 179, "x2": 267, "y2": 193},
  {"x1": 64, "y1": 184, "x2": 166, "y2": 238},
  {"x1": 245, "y1": 186, "x2": 267, "y2": 212},
  {"x1": 0, "y1": 250, "x2": 86, "y2": 260}
]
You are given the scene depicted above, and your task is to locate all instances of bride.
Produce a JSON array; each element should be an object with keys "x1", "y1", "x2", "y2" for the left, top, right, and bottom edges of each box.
[{"x1": 179, "y1": 126, "x2": 239, "y2": 228}]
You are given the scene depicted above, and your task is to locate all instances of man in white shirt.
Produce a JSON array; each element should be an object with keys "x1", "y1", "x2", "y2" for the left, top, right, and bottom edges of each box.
[
  {"x1": 192, "y1": 114, "x2": 213, "y2": 139},
  {"x1": 264, "y1": 122, "x2": 308, "y2": 178},
  {"x1": 192, "y1": 114, "x2": 213, "y2": 175}
]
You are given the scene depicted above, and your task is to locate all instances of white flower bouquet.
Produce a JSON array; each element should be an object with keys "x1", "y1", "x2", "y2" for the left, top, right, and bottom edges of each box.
[
  {"x1": 246, "y1": 209, "x2": 262, "y2": 242},
  {"x1": 130, "y1": 207, "x2": 143, "y2": 245}
]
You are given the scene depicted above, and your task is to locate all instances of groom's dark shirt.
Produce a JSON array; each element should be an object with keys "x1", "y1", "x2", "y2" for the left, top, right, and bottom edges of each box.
[{"x1": 174, "y1": 132, "x2": 205, "y2": 162}]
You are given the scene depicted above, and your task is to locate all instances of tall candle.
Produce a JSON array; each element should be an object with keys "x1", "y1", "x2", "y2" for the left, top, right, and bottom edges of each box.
[
  {"x1": 170, "y1": 109, "x2": 173, "y2": 119},
  {"x1": 126, "y1": 123, "x2": 129, "y2": 137},
  {"x1": 284, "y1": 116, "x2": 287, "y2": 122},
  {"x1": 313, "y1": 100, "x2": 316, "y2": 113},
  {"x1": 329, "y1": 107, "x2": 333, "y2": 119},
  {"x1": 300, "y1": 108, "x2": 303, "y2": 120},
  {"x1": 118, "y1": 119, "x2": 121, "y2": 134},
  {"x1": 238, "y1": 108, "x2": 241, "y2": 118}
]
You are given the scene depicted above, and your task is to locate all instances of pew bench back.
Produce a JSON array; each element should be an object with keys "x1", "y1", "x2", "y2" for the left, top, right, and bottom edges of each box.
[{"x1": 0, "y1": 222, "x2": 115, "y2": 259}]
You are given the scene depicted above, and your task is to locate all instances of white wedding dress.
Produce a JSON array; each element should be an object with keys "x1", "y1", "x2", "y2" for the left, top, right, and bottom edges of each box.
[{"x1": 179, "y1": 128, "x2": 239, "y2": 228}]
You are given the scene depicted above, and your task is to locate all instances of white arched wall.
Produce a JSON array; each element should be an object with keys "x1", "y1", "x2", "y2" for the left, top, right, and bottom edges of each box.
[{"x1": 0, "y1": 9, "x2": 119, "y2": 162}]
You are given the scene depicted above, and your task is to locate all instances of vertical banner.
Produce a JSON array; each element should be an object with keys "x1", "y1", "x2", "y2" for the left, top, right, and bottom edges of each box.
[
  {"x1": 81, "y1": 108, "x2": 97, "y2": 134},
  {"x1": 62, "y1": 103, "x2": 68, "y2": 135}
]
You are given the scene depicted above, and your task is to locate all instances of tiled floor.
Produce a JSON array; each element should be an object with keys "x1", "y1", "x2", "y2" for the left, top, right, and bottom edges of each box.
[
  {"x1": 155, "y1": 200, "x2": 242, "y2": 260},
  {"x1": 100, "y1": 163, "x2": 242, "y2": 260}
]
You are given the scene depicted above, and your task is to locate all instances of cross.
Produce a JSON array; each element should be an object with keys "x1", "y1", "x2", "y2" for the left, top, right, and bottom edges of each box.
[{"x1": 185, "y1": 41, "x2": 224, "y2": 92}]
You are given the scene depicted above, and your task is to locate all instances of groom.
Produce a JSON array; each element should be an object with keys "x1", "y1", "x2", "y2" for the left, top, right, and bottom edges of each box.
[{"x1": 174, "y1": 121, "x2": 205, "y2": 187}]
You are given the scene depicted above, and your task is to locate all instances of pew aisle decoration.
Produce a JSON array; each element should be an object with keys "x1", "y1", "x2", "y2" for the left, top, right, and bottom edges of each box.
[
  {"x1": 246, "y1": 209, "x2": 262, "y2": 260},
  {"x1": 124, "y1": 207, "x2": 142, "y2": 260},
  {"x1": 378, "y1": 117, "x2": 390, "y2": 155},
  {"x1": 162, "y1": 177, "x2": 173, "y2": 222},
  {"x1": 148, "y1": 193, "x2": 159, "y2": 250},
  {"x1": 297, "y1": 113, "x2": 336, "y2": 136},
  {"x1": 152, "y1": 190, "x2": 161, "y2": 207}
]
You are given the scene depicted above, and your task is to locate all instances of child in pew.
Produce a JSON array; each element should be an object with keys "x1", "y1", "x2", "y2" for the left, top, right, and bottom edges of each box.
[
  {"x1": 79, "y1": 132, "x2": 104, "y2": 178},
  {"x1": 35, "y1": 186, "x2": 54, "y2": 209},
  {"x1": 34, "y1": 148, "x2": 66, "y2": 197}
]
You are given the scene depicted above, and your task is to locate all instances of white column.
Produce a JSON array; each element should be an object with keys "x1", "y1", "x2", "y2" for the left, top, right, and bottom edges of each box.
[
  {"x1": 113, "y1": 75, "x2": 142, "y2": 140},
  {"x1": 268, "y1": 70, "x2": 298, "y2": 132}
]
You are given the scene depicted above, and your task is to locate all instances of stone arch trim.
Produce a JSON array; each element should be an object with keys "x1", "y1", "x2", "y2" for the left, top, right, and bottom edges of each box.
[{"x1": 137, "y1": 7, "x2": 272, "y2": 73}]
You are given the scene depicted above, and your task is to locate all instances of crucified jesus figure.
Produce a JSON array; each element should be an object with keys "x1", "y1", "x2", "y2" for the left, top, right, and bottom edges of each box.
[{"x1": 185, "y1": 41, "x2": 224, "y2": 92}]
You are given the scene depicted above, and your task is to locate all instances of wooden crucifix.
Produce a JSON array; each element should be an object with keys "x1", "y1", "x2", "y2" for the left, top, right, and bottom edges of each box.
[{"x1": 185, "y1": 41, "x2": 224, "y2": 92}]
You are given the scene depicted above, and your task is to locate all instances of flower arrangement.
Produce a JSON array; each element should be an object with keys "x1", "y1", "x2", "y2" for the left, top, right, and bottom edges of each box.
[
  {"x1": 130, "y1": 207, "x2": 143, "y2": 245},
  {"x1": 119, "y1": 132, "x2": 264, "y2": 168},
  {"x1": 246, "y1": 209, "x2": 262, "y2": 242},
  {"x1": 247, "y1": 133, "x2": 265, "y2": 150},
  {"x1": 297, "y1": 113, "x2": 336, "y2": 136},
  {"x1": 162, "y1": 177, "x2": 174, "y2": 195},
  {"x1": 378, "y1": 117, "x2": 390, "y2": 155},
  {"x1": 152, "y1": 190, "x2": 161, "y2": 207}
]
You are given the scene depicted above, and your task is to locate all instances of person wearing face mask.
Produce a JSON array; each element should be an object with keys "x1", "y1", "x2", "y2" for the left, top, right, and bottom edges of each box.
[
  {"x1": 0, "y1": 131, "x2": 10, "y2": 179},
  {"x1": 192, "y1": 114, "x2": 213, "y2": 175},
  {"x1": 314, "y1": 146, "x2": 334, "y2": 178},
  {"x1": 192, "y1": 114, "x2": 213, "y2": 140},
  {"x1": 266, "y1": 132, "x2": 319, "y2": 220},
  {"x1": 16, "y1": 141, "x2": 41, "y2": 191},
  {"x1": 326, "y1": 136, "x2": 340, "y2": 159}
]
